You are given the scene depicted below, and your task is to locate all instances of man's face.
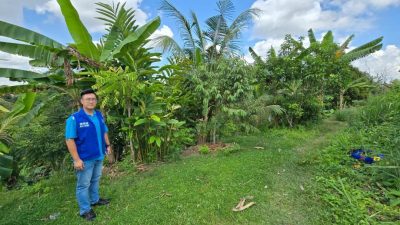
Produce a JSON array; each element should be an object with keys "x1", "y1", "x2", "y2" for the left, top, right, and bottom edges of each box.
[{"x1": 80, "y1": 93, "x2": 97, "y2": 110}]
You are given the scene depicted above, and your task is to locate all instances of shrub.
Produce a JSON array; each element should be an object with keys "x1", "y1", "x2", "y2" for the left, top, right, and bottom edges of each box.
[
  {"x1": 334, "y1": 107, "x2": 359, "y2": 122},
  {"x1": 220, "y1": 143, "x2": 241, "y2": 156},
  {"x1": 198, "y1": 145, "x2": 210, "y2": 155}
]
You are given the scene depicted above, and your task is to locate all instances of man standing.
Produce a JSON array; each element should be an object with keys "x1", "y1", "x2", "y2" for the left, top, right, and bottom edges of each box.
[{"x1": 65, "y1": 89, "x2": 111, "y2": 221}]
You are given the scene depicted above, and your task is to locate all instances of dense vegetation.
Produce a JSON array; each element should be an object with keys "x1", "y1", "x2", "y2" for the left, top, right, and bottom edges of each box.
[{"x1": 0, "y1": 0, "x2": 398, "y2": 224}]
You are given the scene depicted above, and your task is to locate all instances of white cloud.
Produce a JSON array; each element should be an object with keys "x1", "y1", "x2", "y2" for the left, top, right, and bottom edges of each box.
[
  {"x1": 35, "y1": 0, "x2": 148, "y2": 33},
  {"x1": 248, "y1": 0, "x2": 400, "y2": 79},
  {"x1": 250, "y1": 0, "x2": 400, "y2": 39},
  {"x1": 244, "y1": 38, "x2": 284, "y2": 63},
  {"x1": 0, "y1": 0, "x2": 149, "y2": 33},
  {"x1": 146, "y1": 25, "x2": 174, "y2": 50},
  {"x1": 0, "y1": 0, "x2": 45, "y2": 25},
  {"x1": 0, "y1": 0, "x2": 148, "y2": 32},
  {"x1": 0, "y1": 51, "x2": 31, "y2": 86},
  {"x1": 352, "y1": 45, "x2": 400, "y2": 82},
  {"x1": 151, "y1": 25, "x2": 174, "y2": 39}
]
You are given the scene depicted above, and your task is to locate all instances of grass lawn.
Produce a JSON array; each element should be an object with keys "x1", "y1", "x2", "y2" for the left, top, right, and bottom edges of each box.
[{"x1": 0, "y1": 119, "x2": 346, "y2": 225}]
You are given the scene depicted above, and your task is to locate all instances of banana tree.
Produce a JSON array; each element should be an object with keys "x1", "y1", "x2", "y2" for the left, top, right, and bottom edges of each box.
[
  {"x1": 306, "y1": 29, "x2": 382, "y2": 107},
  {"x1": 0, "y1": 92, "x2": 52, "y2": 181},
  {"x1": 0, "y1": 0, "x2": 110, "y2": 106},
  {"x1": 91, "y1": 2, "x2": 167, "y2": 161}
]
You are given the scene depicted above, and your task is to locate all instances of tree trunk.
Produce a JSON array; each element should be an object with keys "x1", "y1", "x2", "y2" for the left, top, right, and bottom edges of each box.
[
  {"x1": 339, "y1": 89, "x2": 345, "y2": 110},
  {"x1": 212, "y1": 126, "x2": 216, "y2": 144},
  {"x1": 127, "y1": 104, "x2": 135, "y2": 162},
  {"x1": 197, "y1": 116, "x2": 208, "y2": 144}
]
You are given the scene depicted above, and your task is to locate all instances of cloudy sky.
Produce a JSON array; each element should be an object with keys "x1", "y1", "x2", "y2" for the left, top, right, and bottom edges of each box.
[{"x1": 0, "y1": 0, "x2": 399, "y2": 85}]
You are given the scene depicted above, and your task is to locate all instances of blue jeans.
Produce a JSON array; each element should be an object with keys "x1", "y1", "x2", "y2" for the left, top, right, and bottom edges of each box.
[{"x1": 75, "y1": 159, "x2": 103, "y2": 215}]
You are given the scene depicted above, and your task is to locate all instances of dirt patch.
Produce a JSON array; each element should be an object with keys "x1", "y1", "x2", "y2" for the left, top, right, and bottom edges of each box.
[
  {"x1": 181, "y1": 143, "x2": 229, "y2": 157},
  {"x1": 103, "y1": 162, "x2": 157, "y2": 178}
]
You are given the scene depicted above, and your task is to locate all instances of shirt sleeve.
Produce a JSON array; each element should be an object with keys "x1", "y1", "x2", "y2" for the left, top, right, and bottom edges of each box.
[{"x1": 65, "y1": 116, "x2": 77, "y2": 139}]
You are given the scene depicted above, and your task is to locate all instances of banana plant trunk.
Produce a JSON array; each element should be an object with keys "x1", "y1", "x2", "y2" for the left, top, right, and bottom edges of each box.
[
  {"x1": 197, "y1": 118, "x2": 208, "y2": 144},
  {"x1": 339, "y1": 89, "x2": 345, "y2": 110},
  {"x1": 127, "y1": 104, "x2": 135, "y2": 162}
]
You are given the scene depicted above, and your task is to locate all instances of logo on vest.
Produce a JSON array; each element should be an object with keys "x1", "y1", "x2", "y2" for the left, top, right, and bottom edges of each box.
[{"x1": 79, "y1": 122, "x2": 90, "y2": 128}]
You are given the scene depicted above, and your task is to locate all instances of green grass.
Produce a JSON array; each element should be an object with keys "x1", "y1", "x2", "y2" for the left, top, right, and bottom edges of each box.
[{"x1": 0, "y1": 120, "x2": 347, "y2": 225}]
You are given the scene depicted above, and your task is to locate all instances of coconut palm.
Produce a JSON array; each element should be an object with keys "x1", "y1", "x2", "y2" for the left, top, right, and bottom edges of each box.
[{"x1": 153, "y1": 0, "x2": 260, "y2": 63}]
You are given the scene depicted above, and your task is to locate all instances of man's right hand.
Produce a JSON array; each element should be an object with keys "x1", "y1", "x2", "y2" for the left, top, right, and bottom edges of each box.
[{"x1": 74, "y1": 159, "x2": 84, "y2": 170}]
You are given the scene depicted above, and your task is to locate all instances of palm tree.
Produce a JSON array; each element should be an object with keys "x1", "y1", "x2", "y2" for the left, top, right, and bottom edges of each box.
[{"x1": 153, "y1": 0, "x2": 260, "y2": 63}]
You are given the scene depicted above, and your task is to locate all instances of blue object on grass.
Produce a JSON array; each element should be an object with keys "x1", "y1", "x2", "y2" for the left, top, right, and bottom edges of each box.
[{"x1": 350, "y1": 149, "x2": 383, "y2": 164}]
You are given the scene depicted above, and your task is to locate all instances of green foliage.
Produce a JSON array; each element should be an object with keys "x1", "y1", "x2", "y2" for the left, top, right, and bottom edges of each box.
[
  {"x1": 0, "y1": 154, "x2": 14, "y2": 181},
  {"x1": 314, "y1": 86, "x2": 400, "y2": 223},
  {"x1": 251, "y1": 30, "x2": 380, "y2": 126},
  {"x1": 0, "y1": 93, "x2": 50, "y2": 182},
  {"x1": 198, "y1": 145, "x2": 210, "y2": 155},
  {"x1": 219, "y1": 143, "x2": 241, "y2": 155},
  {"x1": 91, "y1": 4, "x2": 191, "y2": 162},
  {"x1": 0, "y1": 120, "x2": 330, "y2": 224},
  {"x1": 12, "y1": 95, "x2": 71, "y2": 173},
  {"x1": 316, "y1": 129, "x2": 400, "y2": 223},
  {"x1": 157, "y1": 0, "x2": 259, "y2": 62},
  {"x1": 190, "y1": 58, "x2": 257, "y2": 142},
  {"x1": 334, "y1": 107, "x2": 359, "y2": 122},
  {"x1": 57, "y1": 0, "x2": 100, "y2": 60},
  {"x1": 0, "y1": 21, "x2": 63, "y2": 50}
]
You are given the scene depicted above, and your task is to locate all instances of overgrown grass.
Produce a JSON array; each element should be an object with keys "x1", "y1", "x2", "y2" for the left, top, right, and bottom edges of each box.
[
  {"x1": 0, "y1": 122, "x2": 345, "y2": 225},
  {"x1": 313, "y1": 87, "x2": 400, "y2": 224}
]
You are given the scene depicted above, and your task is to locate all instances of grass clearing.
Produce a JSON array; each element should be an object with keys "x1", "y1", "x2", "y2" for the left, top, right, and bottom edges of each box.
[{"x1": 0, "y1": 120, "x2": 347, "y2": 225}]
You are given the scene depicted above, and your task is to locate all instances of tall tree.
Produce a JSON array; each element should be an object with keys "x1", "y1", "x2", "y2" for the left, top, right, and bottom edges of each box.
[{"x1": 154, "y1": 0, "x2": 260, "y2": 63}]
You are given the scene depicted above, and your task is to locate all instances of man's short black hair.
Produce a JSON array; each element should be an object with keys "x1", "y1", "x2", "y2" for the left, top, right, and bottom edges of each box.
[{"x1": 80, "y1": 88, "x2": 96, "y2": 98}]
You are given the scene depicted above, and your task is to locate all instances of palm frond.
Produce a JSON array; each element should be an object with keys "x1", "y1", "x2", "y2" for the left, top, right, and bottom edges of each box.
[
  {"x1": 216, "y1": 0, "x2": 235, "y2": 21},
  {"x1": 191, "y1": 11, "x2": 206, "y2": 52},
  {"x1": 229, "y1": 8, "x2": 260, "y2": 33},
  {"x1": 265, "y1": 105, "x2": 285, "y2": 115},
  {"x1": 205, "y1": 15, "x2": 228, "y2": 47},
  {"x1": 160, "y1": 0, "x2": 196, "y2": 51},
  {"x1": 150, "y1": 35, "x2": 184, "y2": 56},
  {"x1": 96, "y1": 2, "x2": 138, "y2": 38}
]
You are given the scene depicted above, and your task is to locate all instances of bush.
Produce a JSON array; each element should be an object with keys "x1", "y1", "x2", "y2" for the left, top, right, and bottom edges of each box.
[
  {"x1": 334, "y1": 107, "x2": 359, "y2": 122},
  {"x1": 198, "y1": 145, "x2": 210, "y2": 155},
  {"x1": 220, "y1": 143, "x2": 241, "y2": 156}
]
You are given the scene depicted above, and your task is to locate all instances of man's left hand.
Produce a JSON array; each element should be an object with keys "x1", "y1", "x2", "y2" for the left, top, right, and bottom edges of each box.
[{"x1": 106, "y1": 145, "x2": 112, "y2": 155}]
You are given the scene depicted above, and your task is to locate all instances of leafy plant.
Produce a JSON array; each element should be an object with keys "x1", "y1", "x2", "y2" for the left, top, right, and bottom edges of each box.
[
  {"x1": 198, "y1": 145, "x2": 210, "y2": 155},
  {"x1": 220, "y1": 143, "x2": 241, "y2": 155},
  {"x1": 0, "y1": 93, "x2": 52, "y2": 182}
]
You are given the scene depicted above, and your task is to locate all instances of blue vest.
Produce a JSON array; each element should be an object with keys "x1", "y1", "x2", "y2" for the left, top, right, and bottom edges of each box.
[{"x1": 72, "y1": 109, "x2": 107, "y2": 161}]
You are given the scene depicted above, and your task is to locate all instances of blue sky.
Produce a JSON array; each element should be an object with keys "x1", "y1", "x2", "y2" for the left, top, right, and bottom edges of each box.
[{"x1": 0, "y1": 0, "x2": 399, "y2": 85}]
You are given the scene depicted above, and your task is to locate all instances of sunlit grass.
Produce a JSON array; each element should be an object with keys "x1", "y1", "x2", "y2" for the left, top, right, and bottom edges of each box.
[{"x1": 0, "y1": 121, "x2": 346, "y2": 225}]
